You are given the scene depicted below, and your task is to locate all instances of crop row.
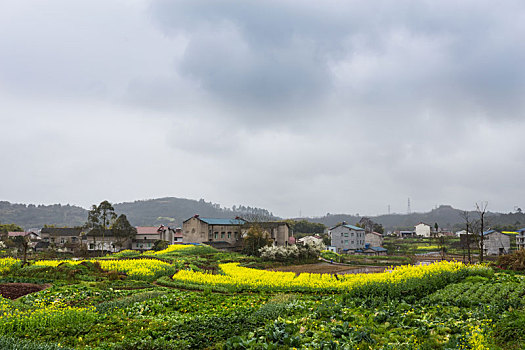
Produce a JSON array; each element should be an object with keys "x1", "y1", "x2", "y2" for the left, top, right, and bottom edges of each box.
[{"x1": 171, "y1": 261, "x2": 492, "y2": 295}]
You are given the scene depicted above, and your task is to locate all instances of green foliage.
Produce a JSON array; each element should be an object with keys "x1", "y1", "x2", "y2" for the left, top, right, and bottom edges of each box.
[
  {"x1": 0, "y1": 336, "x2": 72, "y2": 350},
  {"x1": 497, "y1": 249, "x2": 525, "y2": 270},
  {"x1": 0, "y1": 223, "x2": 23, "y2": 234},
  {"x1": 242, "y1": 224, "x2": 271, "y2": 256},
  {"x1": 494, "y1": 310, "x2": 525, "y2": 344},
  {"x1": 285, "y1": 220, "x2": 325, "y2": 234},
  {"x1": 152, "y1": 240, "x2": 169, "y2": 251}
]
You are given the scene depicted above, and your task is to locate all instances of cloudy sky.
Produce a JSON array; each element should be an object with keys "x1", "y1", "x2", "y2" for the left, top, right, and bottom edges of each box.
[{"x1": 1, "y1": 0, "x2": 524, "y2": 217}]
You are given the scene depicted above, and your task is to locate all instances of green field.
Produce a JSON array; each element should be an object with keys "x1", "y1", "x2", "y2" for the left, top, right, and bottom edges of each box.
[{"x1": 1, "y1": 245, "x2": 525, "y2": 349}]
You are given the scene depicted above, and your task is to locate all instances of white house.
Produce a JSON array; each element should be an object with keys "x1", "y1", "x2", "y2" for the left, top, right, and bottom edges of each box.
[
  {"x1": 415, "y1": 223, "x2": 431, "y2": 237},
  {"x1": 297, "y1": 235, "x2": 323, "y2": 246}
]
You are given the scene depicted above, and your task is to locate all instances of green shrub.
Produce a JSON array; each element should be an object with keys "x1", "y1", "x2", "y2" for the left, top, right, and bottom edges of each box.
[{"x1": 0, "y1": 336, "x2": 72, "y2": 350}]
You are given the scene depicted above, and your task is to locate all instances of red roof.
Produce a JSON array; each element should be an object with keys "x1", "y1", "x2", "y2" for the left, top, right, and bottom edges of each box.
[
  {"x1": 8, "y1": 231, "x2": 28, "y2": 237},
  {"x1": 136, "y1": 226, "x2": 160, "y2": 235},
  {"x1": 174, "y1": 232, "x2": 183, "y2": 238}
]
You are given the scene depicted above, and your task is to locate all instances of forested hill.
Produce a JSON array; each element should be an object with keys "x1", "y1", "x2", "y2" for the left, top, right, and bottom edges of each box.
[
  {"x1": 113, "y1": 197, "x2": 275, "y2": 227},
  {"x1": 0, "y1": 197, "x2": 275, "y2": 229},
  {"x1": 0, "y1": 201, "x2": 87, "y2": 229},
  {"x1": 304, "y1": 205, "x2": 525, "y2": 232}
]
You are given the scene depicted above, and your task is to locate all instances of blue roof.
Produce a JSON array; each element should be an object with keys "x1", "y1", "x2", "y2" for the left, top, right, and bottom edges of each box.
[
  {"x1": 481, "y1": 230, "x2": 498, "y2": 236},
  {"x1": 371, "y1": 247, "x2": 387, "y2": 252},
  {"x1": 518, "y1": 228, "x2": 525, "y2": 233},
  {"x1": 343, "y1": 224, "x2": 364, "y2": 231},
  {"x1": 199, "y1": 217, "x2": 246, "y2": 225}
]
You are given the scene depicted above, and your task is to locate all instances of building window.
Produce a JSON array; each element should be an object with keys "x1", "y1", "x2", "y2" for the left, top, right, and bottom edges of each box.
[
  {"x1": 341, "y1": 240, "x2": 344, "y2": 244},
  {"x1": 344, "y1": 233, "x2": 349, "y2": 237},
  {"x1": 234, "y1": 232, "x2": 239, "y2": 239},
  {"x1": 344, "y1": 240, "x2": 348, "y2": 245},
  {"x1": 341, "y1": 233, "x2": 343, "y2": 237},
  {"x1": 351, "y1": 241, "x2": 354, "y2": 245},
  {"x1": 89, "y1": 243, "x2": 95, "y2": 250},
  {"x1": 221, "y1": 232, "x2": 225, "y2": 239},
  {"x1": 227, "y1": 232, "x2": 231, "y2": 239},
  {"x1": 351, "y1": 232, "x2": 354, "y2": 237},
  {"x1": 214, "y1": 232, "x2": 218, "y2": 239}
]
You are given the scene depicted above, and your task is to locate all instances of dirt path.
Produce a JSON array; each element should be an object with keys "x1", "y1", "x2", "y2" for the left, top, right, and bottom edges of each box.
[{"x1": 0, "y1": 283, "x2": 51, "y2": 300}]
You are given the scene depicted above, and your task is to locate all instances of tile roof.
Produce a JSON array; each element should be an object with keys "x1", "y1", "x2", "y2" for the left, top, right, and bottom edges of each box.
[
  {"x1": 198, "y1": 218, "x2": 246, "y2": 225},
  {"x1": 8, "y1": 231, "x2": 28, "y2": 237},
  {"x1": 136, "y1": 227, "x2": 161, "y2": 235},
  {"x1": 343, "y1": 224, "x2": 364, "y2": 231}
]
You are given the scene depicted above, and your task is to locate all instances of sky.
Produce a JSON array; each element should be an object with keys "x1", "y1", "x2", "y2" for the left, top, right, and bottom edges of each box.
[{"x1": 1, "y1": 0, "x2": 525, "y2": 218}]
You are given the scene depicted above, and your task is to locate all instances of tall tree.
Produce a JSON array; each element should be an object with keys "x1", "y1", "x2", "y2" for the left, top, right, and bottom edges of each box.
[
  {"x1": 12, "y1": 235, "x2": 30, "y2": 266},
  {"x1": 111, "y1": 214, "x2": 137, "y2": 250},
  {"x1": 460, "y1": 210, "x2": 473, "y2": 263},
  {"x1": 85, "y1": 201, "x2": 117, "y2": 255},
  {"x1": 476, "y1": 201, "x2": 488, "y2": 263}
]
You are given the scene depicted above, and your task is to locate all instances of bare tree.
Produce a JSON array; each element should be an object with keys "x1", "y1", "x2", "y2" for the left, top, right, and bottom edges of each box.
[
  {"x1": 476, "y1": 201, "x2": 488, "y2": 263},
  {"x1": 460, "y1": 210, "x2": 473, "y2": 263}
]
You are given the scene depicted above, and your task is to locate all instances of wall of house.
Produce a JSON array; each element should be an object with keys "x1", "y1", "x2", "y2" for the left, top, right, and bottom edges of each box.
[
  {"x1": 182, "y1": 218, "x2": 242, "y2": 244},
  {"x1": 517, "y1": 233, "x2": 525, "y2": 249},
  {"x1": 330, "y1": 226, "x2": 365, "y2": 253},
  {"x1": 415, "y1": 224, "x2": 431, "y2": 237},
  {"x1": 365, "y1": 233, "x2": 383, "y2": 247},
  {"x1": 484, "y1": 233, "x2": 510, "y2": 255}
]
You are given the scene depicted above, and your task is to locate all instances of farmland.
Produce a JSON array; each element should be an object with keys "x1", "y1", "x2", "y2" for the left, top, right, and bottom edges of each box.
[{"x1": 1, "y1": 245, "x2": 525, "y2": 349}]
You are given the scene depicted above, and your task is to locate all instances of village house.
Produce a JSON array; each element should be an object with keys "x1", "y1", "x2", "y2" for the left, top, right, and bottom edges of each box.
[
  {"x1": 7, "y1": 231, "x2": 41, "y2": 250},
  {"x1": 182, "y1": 215, "x2": 246, "y2": 248},
  {"x1": 517, "y1": 228, "x2": 525, "y2": 250},
  {"x1": 481, "y1": 230, "x2": 510, "y2": 256},
  {"x1": 415, "y1": 222, "x2": 431, "y2": 237},
  {"x1": 132, "y1": 226, "x2": 164, "y2": 251},
  {"x1": 259, "y1": 221, "x2": 292, "y2": 246},
  {"x1": 296, "y1": 234, "x2": 323, "y2": 246},
  {"x1": 365, "y1": 231, "x2": 383, "y2": 247},
  {"x1": 329, "y1": 222, "x2": 366, "y2": 254},
  {"x1": 182, "y1": 215, "x2": 292, "y2": 249},
  {"x1": 40, "y1": 227, "x2": 82, "y2": 253},
  {"x1": 83, "y1": 230, "x2": 132, "y2": 253},
  {"x1": 355, "y1": 244, "x2": 388, "y2": 256}
]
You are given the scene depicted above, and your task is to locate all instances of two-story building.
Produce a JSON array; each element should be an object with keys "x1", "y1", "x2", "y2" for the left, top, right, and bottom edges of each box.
[
  {"x1": 365, "y1": 231, "x2": 383, "y2": 247},
  {"x1": 182, "y1": 215, "x2": 246, "y2": 247},
  {"x1": 40, "y1": 227, "x2": 83, "y2": 252},
  {"x1": 329, "y1": 222, "x2": 366, "y2": 254},
  {"x1": 132, "y1": 226, "x2": 164, "y2": 251},
  {"x1": 415, "y1": 222, "x2": 431, "y2": 237}
]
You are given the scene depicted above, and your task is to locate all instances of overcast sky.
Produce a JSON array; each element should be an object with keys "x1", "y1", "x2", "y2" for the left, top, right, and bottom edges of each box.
[{"x1": 1, "y1": 0, "x2": 524, "y2": 218}]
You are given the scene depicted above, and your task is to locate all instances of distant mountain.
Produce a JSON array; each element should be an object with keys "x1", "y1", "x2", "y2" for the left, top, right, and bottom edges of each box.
[
  {"x1": 0, "y1": 201, "x2": 87, "y2": 229},
  {"x1": 113, "y1": 197, "x2": 276, "y2": 227},
  {"x1": 2, "y1": 199, "x2": 524, "y2": 232},
  {"x1": 303, "y1": 205, "x2": 525, "y2": 232},
  {"x1": 0, "y1": 197, "x2": 275, "y2": 229}
]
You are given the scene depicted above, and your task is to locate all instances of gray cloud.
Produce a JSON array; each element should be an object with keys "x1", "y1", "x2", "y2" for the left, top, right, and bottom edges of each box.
[{"x1": 1, "y1": 0, "x2": 525, "y2": 217}]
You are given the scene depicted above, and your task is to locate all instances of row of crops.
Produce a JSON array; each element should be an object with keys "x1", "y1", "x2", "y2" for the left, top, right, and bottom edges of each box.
[{"x1": 2, "y1": 246, "x2": 525, "y2": 349}]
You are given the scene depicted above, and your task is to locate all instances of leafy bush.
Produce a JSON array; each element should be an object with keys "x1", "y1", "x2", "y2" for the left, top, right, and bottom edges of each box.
[
  {"x1": 494, "y1": 310, "x2": 525, "y2": 344},
  {"x1": 497, "y1": 249, "x2": 525, "y2": 270},
  {"x1": 0, "y1": 336, "x2": 72, "y2": 350},
  {"x1": 259, "y1": 242, "x2": 323, "y2": 262}
]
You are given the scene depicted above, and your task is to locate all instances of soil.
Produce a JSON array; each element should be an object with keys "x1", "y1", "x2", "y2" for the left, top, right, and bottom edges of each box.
[
  {"x1": 269, "y1": 262, "x2": 386, "y2": 275},
  {"x1": 0, "y1": 283, "x2": 50, "y2": 300}
]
